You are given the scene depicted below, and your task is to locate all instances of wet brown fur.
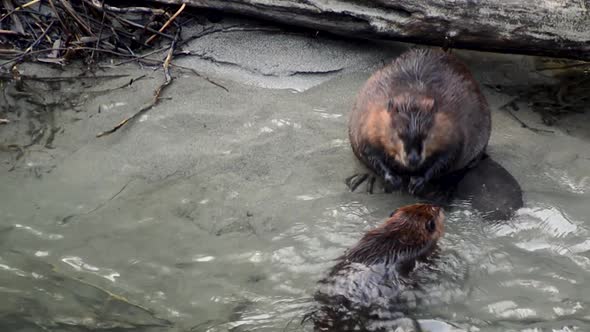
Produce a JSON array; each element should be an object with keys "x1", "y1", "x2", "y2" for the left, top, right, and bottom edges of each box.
[
  {"x1": 423, "y1": 112, "x2": 455, "y2": 161},
  {"x1": 375, "y1": 203, "x2": 444, "y2": 245},
  {"x1": 349, "y1": 48, "x2": 491, "y2": 193},
  {"x1": 338, "y1": 203, "x2": 444, "y2": 268},
  {"x1": 311, "y1": 204, "x2": 445, "y2": 331},
  {"x1": 362, "y1": 103, "x2": 405, "y2": 164}
]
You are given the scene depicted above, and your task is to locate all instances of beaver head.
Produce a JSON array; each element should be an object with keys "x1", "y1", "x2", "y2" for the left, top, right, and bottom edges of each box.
[
  {"x1": 342, "y1": 203, "x2": 444, "y2": 271},
  {"x1": 311, "y1": 204, "x2": 448, "y2": 331},
  {"x1": 387, "y1": 91, "x2": 437, "y2": 171}
]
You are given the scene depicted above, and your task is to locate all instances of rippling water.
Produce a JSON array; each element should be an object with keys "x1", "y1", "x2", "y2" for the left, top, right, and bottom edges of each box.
[{"x1": 1, "y1": 48, "x2": 589, "y2": 332}]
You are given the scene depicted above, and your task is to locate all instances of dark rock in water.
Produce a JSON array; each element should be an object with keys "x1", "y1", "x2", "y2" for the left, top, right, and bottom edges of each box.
[
  {"x1": 451, "y1": 155, "x2": 523, "y2": 221},
  {"x1": 421, "y1": 154, "x2": 523, "y2": 221}
]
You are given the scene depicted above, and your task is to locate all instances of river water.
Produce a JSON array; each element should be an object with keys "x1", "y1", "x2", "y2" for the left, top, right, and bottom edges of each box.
[{"x1": 1, "y1": 18, "x2": 589, "y2": 332}]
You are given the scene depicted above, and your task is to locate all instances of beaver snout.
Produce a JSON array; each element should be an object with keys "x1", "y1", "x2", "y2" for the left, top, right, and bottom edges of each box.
[{"x1": 408, "y1": 149, "x2": 421, "y2": 168}]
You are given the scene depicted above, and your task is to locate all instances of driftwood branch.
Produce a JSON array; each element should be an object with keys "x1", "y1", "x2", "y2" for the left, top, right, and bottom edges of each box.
[{"x1": 150, "y1": 0, "x2": 590, "y2": 61}]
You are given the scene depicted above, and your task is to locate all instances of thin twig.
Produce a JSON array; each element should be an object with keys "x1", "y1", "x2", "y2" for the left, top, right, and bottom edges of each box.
[
  {"x1": 2, "y1": 0, "x2": 25, "y2": 34},
  {"x1": 96, "y1": 32, "x2": 180, "y2": 138},
  {"x1": 0, "y1": 73, "x2": 129, "y2": 81},
  {"x1": 2, "y1": 43, "x2": 227, "y2": 92},
  {"x1": 92, "y1": 74, "x2": 147, "y2": 93},
  {"x1": 162, "y1": 33, "x2": 177, "y2": 81},
  {"x1": 23, "y1": 20, "x2": 55, "y2": 55},
  {"x1": 34, "y1": 21, "x2": 53, "y2": 44},
  {"x1": 500, "y1": 100, "x2": 555, "y2": 134},
  {"x1": 47, "y1": 0, "x2": 69, "y2": 35},
  {"x1": 0, "y1": 0, "x2": 41, "y2": 23},
  {"x1": 91, "y1": 0, "x2": 106, "y2": 61},
  {"x1": 170, "y1": 63, "x2": 229, "y2": 92},
  {"x1": 59, "y1": 0, "x2": 93, "y2": 35},
  {"x1": 95, "y1": 75, "x2": 171, "y2": 138},
  {"x1": 83, "y1": 0, "x2": 165, "y2": 15},
  {"x1": 146, "y1": 3, "x2": 186, "y2": 44},
  {"x1": 0, "y1": 46, "x2": 136, "y2": 67},
  {"x1": 507, "y1": 110, "x2": 554, "y2": 134},
  {"x1": 112, "y1": 46, "x2": 169, "y2": 66},
  {"x1": 59, "y1": 180, "x2": 134, "y2": 224},
  {"x1": 0, "y1": 29, "x2": 26, "y2": 36},
  {"x1": 71, "y1": 32, "x2": 114, "y2": 45},
  {"x1": 86, "y1": 180, "x2": 133, "y2": 215},
  {"x1": 110, "y1": 14, "x2": 174, "y2": 41},
  {"x1": 22, "y1": 16, "x2": 38, "y2": 40},
  {"x1": 0, "y1": 49, "x2": 20, "y2": 55}
]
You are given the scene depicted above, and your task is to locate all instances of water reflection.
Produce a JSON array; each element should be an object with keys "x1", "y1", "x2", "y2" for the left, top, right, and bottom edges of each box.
[
  {"x1": 61, "y1": 256, "x2": 120, "y2": 282},
  {"x1": 14, "y1": 223, "x2": 63, "y2": 240}
]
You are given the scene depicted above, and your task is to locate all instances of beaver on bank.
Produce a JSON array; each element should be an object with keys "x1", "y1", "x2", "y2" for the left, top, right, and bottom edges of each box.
[
  {"x1": 347, "y1": 48, "x2": 491, "y2": 196},
  {"x1": 309, "y1": 204, "x2": 445, "y2": 332}
]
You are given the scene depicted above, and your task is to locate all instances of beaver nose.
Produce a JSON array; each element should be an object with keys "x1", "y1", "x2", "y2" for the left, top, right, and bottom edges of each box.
[{"x1": 408, "y1": 150, "x2": 420, "y2": 167}]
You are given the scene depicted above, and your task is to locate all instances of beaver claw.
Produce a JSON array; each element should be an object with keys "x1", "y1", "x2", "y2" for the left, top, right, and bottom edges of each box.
[
  {"x1": 408, "y1": 176, "x2": 426, "y2": 195},
  {"x1": 346, "y1": 173, "x2": 369, "y2": 192},
  {"x1": 345, "y1": 173, "x2": 380, "y2": 194},
  {"x1": 346, "y1": 173, "x2": 403, "y2": 194}
]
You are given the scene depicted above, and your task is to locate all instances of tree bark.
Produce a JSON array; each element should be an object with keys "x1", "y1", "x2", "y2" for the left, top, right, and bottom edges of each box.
[{"x1": 151, "y1": 0, "x2": 590, "y2": 61}]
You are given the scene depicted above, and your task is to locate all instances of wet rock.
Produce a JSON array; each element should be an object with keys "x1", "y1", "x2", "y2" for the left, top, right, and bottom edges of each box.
[
  {"x1": 417, "y1": 155, "x2": 524, "y2": 221},
  {"x1": 452, "y1": 156, "x2": 523, "y2": 222}
]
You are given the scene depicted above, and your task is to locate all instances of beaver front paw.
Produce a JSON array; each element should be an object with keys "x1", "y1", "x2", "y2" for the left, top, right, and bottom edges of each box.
[
  {"x1": 345, "y1": 173, "x2": 378, "y2": 193},
  {"x1": 408, "y1": 176, "x2": 426, "y2": 195}
]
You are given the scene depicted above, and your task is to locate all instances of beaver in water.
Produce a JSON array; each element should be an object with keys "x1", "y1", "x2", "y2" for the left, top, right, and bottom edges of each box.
[
  {"x1": 309, "y1": 203, "x2": 445, "y2": 332},
  {"x1": 347, "y1": 48, "x2": 491, "y2": 196}
]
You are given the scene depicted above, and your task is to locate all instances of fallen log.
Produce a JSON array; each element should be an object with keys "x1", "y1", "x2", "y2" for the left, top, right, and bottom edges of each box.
[{"x1": 151, "y1": 0, "x2": 590, "y2": 61}]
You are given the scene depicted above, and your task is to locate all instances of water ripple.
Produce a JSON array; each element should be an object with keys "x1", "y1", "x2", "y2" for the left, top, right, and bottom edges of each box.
[
  {"x1": 61, "y1": 256, "x2": 120, "y2": 282},
  {"x1": 14, "y1": 224, "x2": 63, "y2": 240}
]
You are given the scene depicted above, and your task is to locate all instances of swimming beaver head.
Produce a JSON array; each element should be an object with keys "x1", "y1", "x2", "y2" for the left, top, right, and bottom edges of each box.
[
  {"x1": 342, "y1": 203, "x2": 444, "y2": 269},
  {"x1": 311, "y1": 204, "x2": 446, "y2": 331},
  {"x1": 387, "y1": 91, "x2": 437, "y2": 171}
]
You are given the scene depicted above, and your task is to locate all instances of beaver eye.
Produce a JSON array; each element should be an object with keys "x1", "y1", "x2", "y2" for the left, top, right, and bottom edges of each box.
[{"x1": 426, "y1": 219, "x2": 436, "y2": 233}]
